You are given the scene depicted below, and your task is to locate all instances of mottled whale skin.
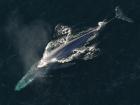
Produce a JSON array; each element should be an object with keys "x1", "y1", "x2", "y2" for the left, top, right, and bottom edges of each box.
[{"x1": 54, "y1": 29, "x2": 97, "y2": 59}]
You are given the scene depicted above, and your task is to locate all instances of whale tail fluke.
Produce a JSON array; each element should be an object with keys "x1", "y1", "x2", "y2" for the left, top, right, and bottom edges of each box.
[{"x1": 115, "y1": 6, "x2": 134, "y2": 23}]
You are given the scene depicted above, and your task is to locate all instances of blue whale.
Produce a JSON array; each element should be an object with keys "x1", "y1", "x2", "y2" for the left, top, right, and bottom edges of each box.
[{"x1": 15, "y1": 6, "x2": 133, "y2": 91}]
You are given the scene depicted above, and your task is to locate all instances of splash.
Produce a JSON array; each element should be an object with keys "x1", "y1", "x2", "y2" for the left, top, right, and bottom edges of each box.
[{"x1": 44, "y1": 25, "x2": 100, "y2": 64}]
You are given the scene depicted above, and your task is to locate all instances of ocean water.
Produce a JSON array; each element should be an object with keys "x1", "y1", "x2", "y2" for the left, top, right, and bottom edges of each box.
[{"x1": 0, "y1": 0, "x2": 140, "y2": 105}]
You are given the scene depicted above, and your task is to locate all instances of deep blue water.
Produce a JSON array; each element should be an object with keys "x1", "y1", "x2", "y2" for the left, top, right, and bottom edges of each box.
[{"x1": 0, "y1": 0, "x2": 140, "y2": 105}]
